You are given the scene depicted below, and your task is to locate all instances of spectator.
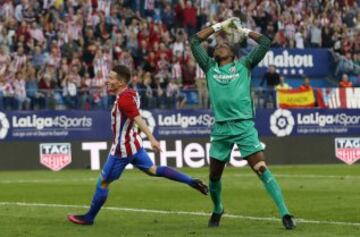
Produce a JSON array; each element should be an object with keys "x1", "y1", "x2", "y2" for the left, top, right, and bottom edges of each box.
[
  {"x1": 183, "y1": 0, "x2": 197, "y2": 36},
  {"x1": 2, "y1": 73, "x2": 16, "y2": 110},
  {"x1": 25, "y1": 66, "x2": 43, "y2": 110},
  {"x1": 31, "y1": 45, "x2": 45, "y2": 70},
  {"x1": 28, "y1": 22, "x2": 45, "y2": 44},
  {"x1": 294, "y1": 26, "x2": 306, "y2": 49},
  {"x1": 0, "y1": 46, "x2": 10, "y2": 74},
  {"x1": 172, "y1": 29, "x2": 186, "y2": 56},
  {"x1": 10, "y1": 46, "x2": 27, "y2": 73},
  {"x1": 161, "y1": 4, "x2": 174, "y2": 30},
  {"x1": 156, "y1": 53, "x2": 170, "y2": 81},
  {"x1": 195, "y1": 62, "x2": 208, "y2": 109},
  {"x1": 310, "y1": 20, "x2": 322, "y2": 48},
  {"x1": 321, "y1": 26, "x2": 333, "y2": 48},
  {"x1": 62, "y1": 70, "x2": 80, "y2": 109},
  {"x1": 166, "y1": 78, "x2": 180, "y2": 109},
  {"x1": 260, "y1": 65, "x2": 280, "y2": 108},
  {"x1": 299, "y1": 77, "x2": 312, "y2": 90},
  {"x1": 78, "y1": 73, "x2": 91, "y2": 110},
  {"x1": 260, "y1": 65, "x2": 280, "y2": 88},
  {"x1": 171, "y1": 55, "x2": 183, "y2": 83},
  {"x1": 339, "y1": 73, "x2": 353, "y2": 88},
  {"x1": 153, "y1": 76, "x2": 165, "y2": 109},
  {"x1": 275, "y1": 76, "x2": 292, "y2": 90},
  {"x1": 38, "y1": 72, "x2": 55, "y2": 107},
  {"x1": 143, "y1": 72, "x2": 155, "y2": 109},
  {"x1": 181, "y1": 59, "x2": 196, "y2": 88}
]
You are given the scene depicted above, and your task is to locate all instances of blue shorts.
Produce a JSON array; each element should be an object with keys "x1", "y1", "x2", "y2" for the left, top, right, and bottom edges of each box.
[{"x1": 101, "y1": 148, "x2": 154, "y2": 183}]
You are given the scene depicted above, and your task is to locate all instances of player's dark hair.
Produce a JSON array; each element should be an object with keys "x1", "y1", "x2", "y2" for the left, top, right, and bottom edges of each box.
[{"x1": 113, "y1": 65, "x2": 131, "y2": 83}]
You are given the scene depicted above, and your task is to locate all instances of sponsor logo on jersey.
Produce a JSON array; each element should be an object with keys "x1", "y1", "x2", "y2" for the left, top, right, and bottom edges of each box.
[
  {"x1": 0, "y1": 112, "x2": 10, "y2": 139},
  {"x1": 213, "y1": 73, "x2": 240, "y2": 84},
  {"x1": 335, "y1": 138, "x2": 360, "y2": 165},
  {"x1": 40, "y1": 143, "x2": 72, "y2": 171}
]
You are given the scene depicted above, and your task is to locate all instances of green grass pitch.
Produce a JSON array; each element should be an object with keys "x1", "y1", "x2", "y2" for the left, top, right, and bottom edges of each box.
[{"x1": 0, "y1": 165, "x2": 359, "y2": 237}]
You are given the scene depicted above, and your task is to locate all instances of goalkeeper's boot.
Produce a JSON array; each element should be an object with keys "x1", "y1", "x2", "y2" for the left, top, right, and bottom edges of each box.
[
  {"x1": 67, "y1": 214, "x2": 94, "y2": 225},
  {"x1": 191, "y1": 179, "x2": 209, "y2": 195},
  {"x1": 282, "y1": 214, "x2": 296, "y2": 230},
  {"x1": 208, "y1": 210, "x2": 224, "y2": 227}
]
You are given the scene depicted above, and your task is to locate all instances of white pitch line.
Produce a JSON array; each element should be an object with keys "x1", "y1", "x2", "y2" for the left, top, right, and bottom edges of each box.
[
  {"x1": 234, "y1": 174, "x2": 360, "y2": 179},
  {"x1": 0, "y1": 173, "x2": 359, "y2": 184},
  {"x1": 0, "y1": 178, "x2": 97, "y2": 184},
  {"x1": 0, "y1": 201, "x2": 359, "y2": 227}
]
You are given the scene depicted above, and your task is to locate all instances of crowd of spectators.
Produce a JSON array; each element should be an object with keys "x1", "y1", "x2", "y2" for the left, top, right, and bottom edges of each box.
[{"x1": 0, "y1": 0, "x2": 359, "y2": 111}]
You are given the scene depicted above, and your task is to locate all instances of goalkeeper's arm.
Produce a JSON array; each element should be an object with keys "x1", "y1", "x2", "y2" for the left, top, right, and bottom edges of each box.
[{"x1": 237, "y1": 26, "x2": 271, "y2": 69}]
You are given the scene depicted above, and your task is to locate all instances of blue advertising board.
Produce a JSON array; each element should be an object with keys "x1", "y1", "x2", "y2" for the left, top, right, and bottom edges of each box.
[
  {"x1": 0, "y1": 109, "x2": 359, "y2": 142},
  {"x1": 251, "y1": 49, "x2": 331, "y2": 78},
  {"x1": 0, "y1": 111, "x2": 112, "y2": 142}
]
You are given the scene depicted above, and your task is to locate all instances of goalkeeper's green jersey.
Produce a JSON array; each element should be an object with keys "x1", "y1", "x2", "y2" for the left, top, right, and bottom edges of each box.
[{"x1": 190, "y1": 35, "x2": 270, "y2": 122}]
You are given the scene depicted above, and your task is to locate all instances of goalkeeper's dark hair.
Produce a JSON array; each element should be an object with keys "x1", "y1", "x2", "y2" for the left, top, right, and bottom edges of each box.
[{"x1": 113, "y1": 65, "x2": 131, "y2": 83}]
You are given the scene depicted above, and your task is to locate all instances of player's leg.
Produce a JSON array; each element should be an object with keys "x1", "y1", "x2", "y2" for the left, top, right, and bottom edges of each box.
[
  {"x1": 236, "y1": 120, "x2": 295, "y2": 229},
  {"x1": 247, "y1": 152, "x2": 295, "y2": 229},
  {"x1": 208, "y1": 139, "x2": 232, "y2": 227},
  {"x1": 208, "y1": 157, "x2": 226, "y2": 227},
  {"x1": 131, "y1": 148, "x2": 208, "y2": 195},
  {"x1": 68, "y1": 154, "x2": 130, "y2": 225}
]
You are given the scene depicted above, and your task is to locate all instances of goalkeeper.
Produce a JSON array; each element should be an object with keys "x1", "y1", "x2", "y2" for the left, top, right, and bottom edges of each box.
[{"x1": 190, "y1": 18, "x2": 295, "y2": 229}]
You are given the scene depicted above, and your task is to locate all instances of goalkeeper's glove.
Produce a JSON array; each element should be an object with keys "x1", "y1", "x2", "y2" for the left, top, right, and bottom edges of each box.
[
  {"x1": 233, "y1": 18, "x2": 251, "y2": 38},
  {"x1": 211, "y1": 17, "x2": 239, "y2": 33}
]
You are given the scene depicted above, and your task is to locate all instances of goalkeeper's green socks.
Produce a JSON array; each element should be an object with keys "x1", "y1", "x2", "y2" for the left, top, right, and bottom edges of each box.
[
  {"x1": 209, "y1": 179, "x2": 224, "y2": 214},
  {"x1": 260, "y1": 169, "x2": 289, "y2": 217}
]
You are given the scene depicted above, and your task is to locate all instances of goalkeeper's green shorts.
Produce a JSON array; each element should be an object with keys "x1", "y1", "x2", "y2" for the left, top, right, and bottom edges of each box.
[{"x1": 209, "y1": 119, "x2": 264, "y2": 161}]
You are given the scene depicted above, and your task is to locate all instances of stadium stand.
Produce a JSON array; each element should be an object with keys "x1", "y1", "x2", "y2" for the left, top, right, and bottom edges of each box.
[{"x1": 0, "y1": 0, "x2": 359, "y2": 111}]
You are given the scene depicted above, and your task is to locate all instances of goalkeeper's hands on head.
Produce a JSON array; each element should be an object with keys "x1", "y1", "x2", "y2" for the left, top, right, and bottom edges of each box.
[
  {"x1": 211, "y1": 17, "x2": 238, "y2": 33},
  {"x1": 211, "y1": 17, "x2": 251, "y2": 41},
  {"x1": 232, "y1": 18, "x2": 251, "y2": 38}
]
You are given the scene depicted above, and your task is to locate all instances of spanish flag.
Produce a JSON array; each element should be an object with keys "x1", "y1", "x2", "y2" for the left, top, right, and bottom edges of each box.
[{"x1": 276, "y1": 88, "x2": 315, "y2": 108}]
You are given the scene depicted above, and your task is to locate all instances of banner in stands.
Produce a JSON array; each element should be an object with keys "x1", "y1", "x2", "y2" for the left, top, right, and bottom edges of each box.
[
  {"x1": 252, "y1": 49, "x2": 331, "y2": 77},
  {"x1": 1, "y1": 109, "x2": 360, "y2": 141},
  {"x1": 276, "y1": 88, "x2": 315, "y2": 108},
  {"x1": 316, "y1": 88, "x2": 360, "y2": 109}
]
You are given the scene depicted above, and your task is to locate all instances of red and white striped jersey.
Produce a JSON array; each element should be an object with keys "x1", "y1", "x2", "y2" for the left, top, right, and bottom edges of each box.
[{"x1": 109, "y1": 88, "x2": 142, "y2": 158}]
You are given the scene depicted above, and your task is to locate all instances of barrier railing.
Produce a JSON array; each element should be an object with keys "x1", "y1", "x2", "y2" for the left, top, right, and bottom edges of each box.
[{"x1": 2, "y1": 87, "x2": 359, "y2": 110}]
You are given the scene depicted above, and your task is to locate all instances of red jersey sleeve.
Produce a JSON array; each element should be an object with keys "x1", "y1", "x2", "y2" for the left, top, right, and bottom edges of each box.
[{"x1": 118, "y1": 92, "x2": 140, "y2": 119}]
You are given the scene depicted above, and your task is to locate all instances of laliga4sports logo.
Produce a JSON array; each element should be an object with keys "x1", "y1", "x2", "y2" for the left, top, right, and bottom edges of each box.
[
  {"x1": 0, "y1": 112, "x2": 10, "y2": 139},
  {"x1": 270, "y1": 109, "x2": 295, "y2": 137}
]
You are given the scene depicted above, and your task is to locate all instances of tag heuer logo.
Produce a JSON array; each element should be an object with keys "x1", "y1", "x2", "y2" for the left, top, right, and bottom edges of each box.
[
  {"x1": 335, "y1": 138, "x2": 360, "y2": 165},
  {"x1": 40, "y1": 143, "x2": 72, "y2": 171}
]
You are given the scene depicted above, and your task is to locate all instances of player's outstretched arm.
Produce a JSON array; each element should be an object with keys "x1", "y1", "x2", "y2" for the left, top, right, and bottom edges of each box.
[
  {"x1": 133, "y1": 115, "x2": 161, "y2": 152},
  {"x1": 190, "y1": 18, "x2": 238, "y2": 72}
]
